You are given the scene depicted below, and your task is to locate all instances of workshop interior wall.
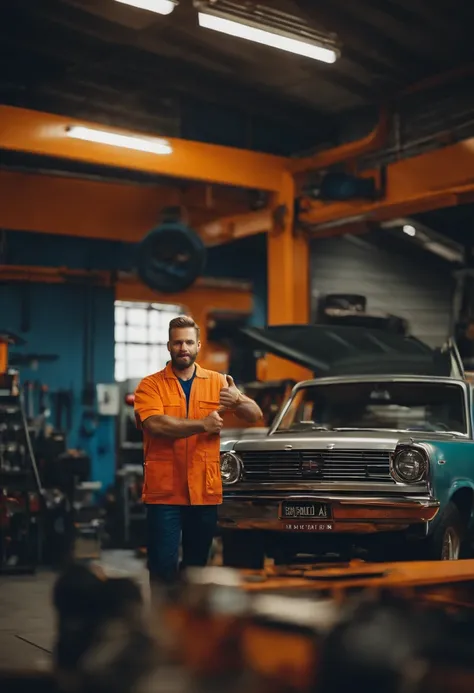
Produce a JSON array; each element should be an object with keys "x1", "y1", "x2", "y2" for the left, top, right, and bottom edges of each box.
[
  {"x1": 310, "y1": 233, "x2": 454, "y2": 348},
  {"x1": 1, "y1": 230, "x2": 267, "y2": 489}
]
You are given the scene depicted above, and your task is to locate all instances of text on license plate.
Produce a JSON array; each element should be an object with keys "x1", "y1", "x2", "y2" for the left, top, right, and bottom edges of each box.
[
  {"x1": 283, "y1": 522, "x2": 334, "y2": 532},
  {"x1": 279, "y1": 501, "x2": 332, "y2": 520}
]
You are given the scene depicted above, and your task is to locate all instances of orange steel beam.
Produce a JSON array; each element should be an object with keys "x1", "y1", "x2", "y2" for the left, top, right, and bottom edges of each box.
[
  {"x1": 0, "y1": 170, "x2": 178, "y2": 243},
  {"x1": 1, "y1": 265, "x2": 113, "y2": 286},
  {"x1": 265, "y1": 172, "x2": 312, "y2": 382},
  {"x1": 0, "y1": 170, "x2": 250, "y2": 242},
  {"x1": 288, "y1": 109, "x2": 389, "y2": 175},
  {"x1": 298, "y1": 137, "x2": 474, "y2": 230},
  {"x1": 0, "y1": 106, "x2": 286, "y2": 192},
  {"x1": 2, "y1": 264, "x2": 252, "y2": 302},
  {"x1": 199, "y1": 208, "x2": 273, "y2": 246},
  {"x1": 115, "y1": 274, "x2": 252, "y2": 310}
]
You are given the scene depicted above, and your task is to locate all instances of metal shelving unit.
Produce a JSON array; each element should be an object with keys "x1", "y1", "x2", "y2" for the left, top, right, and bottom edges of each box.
[{"x1": 0, "y1": 372, "x2": 43, "y2": 574}]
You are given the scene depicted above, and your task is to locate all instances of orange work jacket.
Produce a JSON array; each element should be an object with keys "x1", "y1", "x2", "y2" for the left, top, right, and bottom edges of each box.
[{"x1": 134, "y1": 362, "x2": 226, "y2": 505}]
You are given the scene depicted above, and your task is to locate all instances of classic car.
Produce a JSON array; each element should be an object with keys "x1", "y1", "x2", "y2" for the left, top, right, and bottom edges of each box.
[{"x1": 218, "y1": 324, "x2": 472, "y2": 566}]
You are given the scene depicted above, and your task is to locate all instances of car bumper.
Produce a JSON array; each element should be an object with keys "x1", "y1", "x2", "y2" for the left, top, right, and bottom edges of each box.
[{"x1": 218, "y1": 492, "x2": 440, "y2": 534}]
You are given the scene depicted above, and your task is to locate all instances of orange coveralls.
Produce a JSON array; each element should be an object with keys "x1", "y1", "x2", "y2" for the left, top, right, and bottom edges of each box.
[{"x1": 134, "y1": 362, "x2": 226, "y2": 505}]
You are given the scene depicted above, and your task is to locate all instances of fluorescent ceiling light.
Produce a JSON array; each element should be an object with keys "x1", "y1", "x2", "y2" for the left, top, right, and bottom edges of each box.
[
  {"x1": 424, "y1": 242, "x2": 463, "y2": 264},
  {"x1": 197, "y1": 12, "x2": 337, "y2": 64},
  {"x1": 114, "y1": 0, "x2": 177, "y2": 15},
  {"x1": 66, "y1": 126, "x2": 173, "y2": 155},
  {"x1": 402, "y1": 224, "x2": 416, "y2": 237}
]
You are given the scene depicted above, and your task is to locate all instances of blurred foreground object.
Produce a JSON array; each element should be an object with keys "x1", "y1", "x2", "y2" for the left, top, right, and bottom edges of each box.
[
  {"x1": 5, "y1": 559, "x2": 474, "y2": 693},
  {"x1": 53, "y1": 564, "x2": 160, "y2": 693}
]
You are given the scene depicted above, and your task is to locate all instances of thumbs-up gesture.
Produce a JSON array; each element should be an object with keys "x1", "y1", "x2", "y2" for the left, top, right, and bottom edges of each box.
[{"x1": 219, "y1": 374, "x2": 242, "y2": 410}]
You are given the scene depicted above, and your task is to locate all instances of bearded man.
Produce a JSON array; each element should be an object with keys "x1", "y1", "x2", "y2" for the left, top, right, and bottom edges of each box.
[{"x1": 134, "y1": 315, "x2": 262, "y2": 585}]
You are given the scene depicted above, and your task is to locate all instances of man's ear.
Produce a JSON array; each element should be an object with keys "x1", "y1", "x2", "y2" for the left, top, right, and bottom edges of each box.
[
  {"x1": 166, "y1": 341, "x2": 170, "y2": 352},
  {"x1": 197, "y1": 340, "x2": 202, "y2": 351}
]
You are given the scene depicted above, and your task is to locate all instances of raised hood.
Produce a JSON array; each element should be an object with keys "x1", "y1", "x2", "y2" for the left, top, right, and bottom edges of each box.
[{"x1": 240, "y1": 325, "x2": 463, "y2": 378}]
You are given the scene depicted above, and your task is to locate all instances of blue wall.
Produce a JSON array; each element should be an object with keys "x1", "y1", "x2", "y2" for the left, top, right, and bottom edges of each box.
[
  {"x1": 2, "y1": 230, "x2": 267, "y2": 489},
  {"x1": 1, "y1": 281, "x2": 117, "y2": 489}
]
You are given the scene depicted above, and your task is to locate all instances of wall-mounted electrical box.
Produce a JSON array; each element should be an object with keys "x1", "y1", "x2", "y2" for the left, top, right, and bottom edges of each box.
[{"x1": 96, "y1": 383, "x2": 121, "y2": 416}]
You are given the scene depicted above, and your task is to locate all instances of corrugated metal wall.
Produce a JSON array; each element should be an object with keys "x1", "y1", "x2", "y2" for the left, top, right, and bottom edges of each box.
[{"x1": 310, "y1": 234, "x2": 455, "y2": 348}]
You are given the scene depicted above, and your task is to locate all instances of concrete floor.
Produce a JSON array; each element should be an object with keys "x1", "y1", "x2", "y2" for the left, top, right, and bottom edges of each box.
[{"x1": 0, "y1": 550, "x2": 149, "y2": 671}]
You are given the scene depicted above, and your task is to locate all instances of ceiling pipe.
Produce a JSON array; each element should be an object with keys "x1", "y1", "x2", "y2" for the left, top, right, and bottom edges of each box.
[
  {"x1": 288, "y1": 108, "x2": 389, "y2": 175},
  {"x1": 288, "y1": 65, "x2": 474, "y2": 178},
  {"x1": 401, "y1": 63, "x2": 474, "y2": 97}
]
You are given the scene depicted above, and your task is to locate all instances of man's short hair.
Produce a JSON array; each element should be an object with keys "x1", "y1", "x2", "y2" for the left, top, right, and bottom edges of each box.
[{"x1": 168, "y1": 315, "x2": 200, "y2": 341}]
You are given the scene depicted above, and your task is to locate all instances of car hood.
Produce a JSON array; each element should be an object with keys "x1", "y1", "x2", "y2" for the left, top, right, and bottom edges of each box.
[
  {"x1": 221, "y1": 427, "x2": 269, "y2": 442},
  {"x1": 240, "y1": 325, "x2": 454, "y2": 377},
  {"x1": 234, "y1": 428, "x2": 465, "y2": 452}
]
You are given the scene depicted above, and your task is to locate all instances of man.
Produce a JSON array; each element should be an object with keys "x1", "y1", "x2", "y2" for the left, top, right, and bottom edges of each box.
[{"x1": 134, "y1": 315, "x2": 262, "y2": 584}]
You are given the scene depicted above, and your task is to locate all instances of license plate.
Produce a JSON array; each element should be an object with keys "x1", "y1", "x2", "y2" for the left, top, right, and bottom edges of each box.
[
  {"x1": 279, "y1": 500, "x2": 332, "y2": 521},
  {"x1": 282, "y1": 522, "x2": 334, "y2": 532}
]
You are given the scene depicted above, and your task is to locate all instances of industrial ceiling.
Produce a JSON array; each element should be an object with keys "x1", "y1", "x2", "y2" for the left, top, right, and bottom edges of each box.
[
  {"x1": 3, "y1": 0, "x2": 474, "y2": 142},
  {"x1": 1, "y1": 0, "x2": 474, "y2": 255}
]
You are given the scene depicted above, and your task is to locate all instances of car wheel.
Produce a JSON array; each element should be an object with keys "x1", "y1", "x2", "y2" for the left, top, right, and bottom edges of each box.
[
  {"x1": 221, "y1": 530, "x2": 264, "y2": 569},
  {"x1": 422, "y1": 502, "x2": 465, "y2": 561}
]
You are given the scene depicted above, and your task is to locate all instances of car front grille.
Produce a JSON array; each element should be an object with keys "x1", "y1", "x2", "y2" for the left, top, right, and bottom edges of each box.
[{"x1": 240, "y1": 449, "x2": 394, "y2": 483}]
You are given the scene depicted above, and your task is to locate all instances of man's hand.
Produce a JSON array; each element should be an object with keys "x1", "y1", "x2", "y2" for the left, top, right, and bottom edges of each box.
[
  {"x1": 219, "y1": 375, "x2": 242, "y2": 410},
  {"x1": 219, "y1": 374, "x2": 263, "y2": 424},
  {"x1": 203, "y1": 410, "x2": 224, "y2": 434}
]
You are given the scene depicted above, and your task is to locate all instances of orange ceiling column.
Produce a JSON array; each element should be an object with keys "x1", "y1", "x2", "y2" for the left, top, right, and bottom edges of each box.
[{"x1": 264, "y1": 172, "x2": 312, "y2": 382}]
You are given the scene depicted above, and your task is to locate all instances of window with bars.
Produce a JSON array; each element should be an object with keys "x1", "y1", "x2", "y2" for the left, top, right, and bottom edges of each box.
[{"x1": 114, "y1": 301, "x2": 182, "y2": 382}]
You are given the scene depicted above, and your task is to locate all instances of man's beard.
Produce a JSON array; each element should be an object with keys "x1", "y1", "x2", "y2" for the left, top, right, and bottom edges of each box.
[{"x1": 171, "y1": 353, "x2": 197, "y2": 371}]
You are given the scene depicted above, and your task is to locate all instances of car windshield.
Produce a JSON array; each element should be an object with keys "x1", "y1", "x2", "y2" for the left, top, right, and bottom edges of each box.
[{"x1": 275, "y1": 380, "x2": 468, "y2": 435}]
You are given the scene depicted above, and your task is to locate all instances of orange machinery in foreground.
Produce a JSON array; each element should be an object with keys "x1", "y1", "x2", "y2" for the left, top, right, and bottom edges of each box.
[
  {"x1": 4, "y1": 558, "x2": 474, "y2": 693},
  {"x1": 155, "y1": 559, "x2": 474, "y2": 693}
]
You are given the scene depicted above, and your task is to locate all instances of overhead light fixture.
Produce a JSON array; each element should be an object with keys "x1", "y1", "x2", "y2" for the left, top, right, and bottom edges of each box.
[
  {"x1": 385, "y1": 218, "x2": 463, "y2": 264},
  {"x1": 114, "y1": 0, "x2": 178, "y2": 15},
  {"x1": 424, "y1": 242, "x2": 463, "y2": 264},
  {"x1": 66, "y1": 125, "x2": 173, "y2": 155},
  {"x1": 194, "y1": 0, "x2": 339, "y2": 64}
]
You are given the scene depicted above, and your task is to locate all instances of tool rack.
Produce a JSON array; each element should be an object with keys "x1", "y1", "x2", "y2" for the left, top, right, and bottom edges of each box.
[{"x1": 0, "y1": 332, "x2": 43, "y2": 574}]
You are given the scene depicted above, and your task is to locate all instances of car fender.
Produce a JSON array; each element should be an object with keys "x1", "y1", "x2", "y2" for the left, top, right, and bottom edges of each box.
[
  {"x1": 426, "y1": 479, "x2": 474, "y2": 536},
  {"x1": 220, "y1": 438, "x2": 238, "y2": 453},
  {"x1": 415, "y1": 441, "x2": 474, "y2": 533},
  {"x1": 448, "y1": 479, "x2": 474, "y2": 529}
]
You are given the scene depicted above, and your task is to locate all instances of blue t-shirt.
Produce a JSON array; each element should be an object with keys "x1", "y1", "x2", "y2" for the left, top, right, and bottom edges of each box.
[{"x1": 178, "y1": 368, "x2": 196, "y2": 414}]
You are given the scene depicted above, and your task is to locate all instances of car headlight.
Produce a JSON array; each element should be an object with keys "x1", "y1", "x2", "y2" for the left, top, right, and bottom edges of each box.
[
  {"x1": 220, "y1": 452, "x2": 243, "y2": 485},
  {"x1": 391, "y1": 447, "x2": 427, "y2": 483}
]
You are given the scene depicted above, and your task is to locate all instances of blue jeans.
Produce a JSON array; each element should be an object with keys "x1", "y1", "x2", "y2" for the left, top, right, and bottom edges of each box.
[{"x1": 145, "y1": 504, "x2": 218, "y2": 584}]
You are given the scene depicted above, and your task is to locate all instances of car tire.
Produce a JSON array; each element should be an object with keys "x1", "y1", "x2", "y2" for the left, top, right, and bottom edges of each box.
[
  {"x1": 221, "y1": 530, "x2": 265, "y2": 569},
  {"x1": 420, "y1": 502, "x2": 466, "y2": 561}
]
